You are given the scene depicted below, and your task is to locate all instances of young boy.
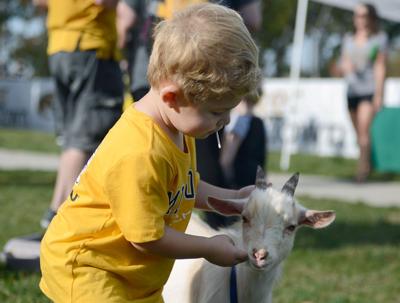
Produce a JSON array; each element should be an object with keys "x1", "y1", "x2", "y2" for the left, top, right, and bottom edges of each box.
[{"x1": 40, "y1": 3, "x2": 260, "y2": 302}]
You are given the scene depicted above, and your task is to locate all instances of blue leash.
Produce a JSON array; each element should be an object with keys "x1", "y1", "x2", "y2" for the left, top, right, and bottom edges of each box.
[{"x1": 230, "y1": 265, "x2": 238, "y2": 303}]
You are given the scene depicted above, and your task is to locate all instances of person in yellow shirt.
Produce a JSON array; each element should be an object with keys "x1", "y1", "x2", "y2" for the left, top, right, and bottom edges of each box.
[
  {"x1": 32, "y1": 0, "x2": 124, "y2": 228},
  {"x1": 40, "y1": 3, "x2": 260, "y2": 302}
]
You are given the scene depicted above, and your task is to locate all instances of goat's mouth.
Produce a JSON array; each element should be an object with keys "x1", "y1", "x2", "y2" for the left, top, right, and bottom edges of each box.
[{"x1": 248, "y1": 258, "x2": 270, "y2": 271}]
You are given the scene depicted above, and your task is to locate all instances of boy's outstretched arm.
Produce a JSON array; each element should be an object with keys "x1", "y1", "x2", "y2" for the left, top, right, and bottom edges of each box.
[
  {"x1": 131, "y1": 180, "x2": 253, "y2": 266},
  {"x1": 131, "y1": 227, "x2": 247, "y2": 267},
  {"x1": 195, "y1": 180, "x2": 254, "y2": 210}
]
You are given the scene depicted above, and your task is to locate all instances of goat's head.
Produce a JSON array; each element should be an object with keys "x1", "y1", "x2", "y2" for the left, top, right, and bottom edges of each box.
[{"x1": 207, "y1": 166, "x2": 336, "y2": 271}]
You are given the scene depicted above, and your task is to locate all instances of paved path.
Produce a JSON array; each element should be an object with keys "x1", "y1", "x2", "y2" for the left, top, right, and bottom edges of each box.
[
  {"x1": 269, "y1": 173, "x2": 400, "y2": 208},
  {"x1": 1, "y1": 148, "x2": 399, "y2": 208},
  {"x1": 0, "y1": 148, "x2": 59, "y2": 171}
]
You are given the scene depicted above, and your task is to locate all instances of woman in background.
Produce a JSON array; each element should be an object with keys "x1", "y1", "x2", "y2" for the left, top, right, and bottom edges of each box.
[{"x1": 340, "y1": 3, "x2": 388, "y2": 182}]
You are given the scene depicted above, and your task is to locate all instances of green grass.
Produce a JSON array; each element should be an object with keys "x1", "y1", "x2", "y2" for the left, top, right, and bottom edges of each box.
[
  {"x1": 0, "y1": 128, "x2": 59, "y2": 154},
  {"x1": 0, "y1": 170, "x2": 54, "y2": 303},
  {"x1": 274, "y1": 197, "x2": 400, "y2": 303},
  {"x1": 268, "y1": 152, "x2": 400, "y2": 181},
  {"x1": 0, "y1": 170, "x2": 399, "y2": 302},
  {"x1": 1, "y1": 128, "x2": 399, "y2": 181}
]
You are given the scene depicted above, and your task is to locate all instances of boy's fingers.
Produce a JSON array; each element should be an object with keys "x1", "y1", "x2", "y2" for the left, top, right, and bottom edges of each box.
[
  {"x1": 225, "y1": 236, "x2": 248, "y2": 263},
  {"x1": 236, "y1": 249, "x2": 248, "y2": 263}
]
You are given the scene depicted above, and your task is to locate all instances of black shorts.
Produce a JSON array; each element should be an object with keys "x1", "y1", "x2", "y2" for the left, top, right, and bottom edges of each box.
[
  {"x1": 49, "y1": 51, "x2": 123, "y2": 153},
  {"x1": 347, "y1": 94, "x2": 373, "y2": 111}
]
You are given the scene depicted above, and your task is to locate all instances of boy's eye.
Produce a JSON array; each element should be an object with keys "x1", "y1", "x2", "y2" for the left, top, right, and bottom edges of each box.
[{"x1": 211, "y1": 111, "x2": 223, "y2": 116}]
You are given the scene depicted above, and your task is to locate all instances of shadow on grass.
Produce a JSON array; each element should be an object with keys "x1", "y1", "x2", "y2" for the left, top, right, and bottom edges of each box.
[
  {"x1": 0, "y1": 264, "x2": 39, "y2": 278},
  {"x1": 368, "y1": 171, "x2": 400, "y2": 182},
  {"x1": 338, "y1": 172, "x2": 400, "y2": 182},
  {"x1": 295, "y1": 220, "x2": 400, "y2": 249}
]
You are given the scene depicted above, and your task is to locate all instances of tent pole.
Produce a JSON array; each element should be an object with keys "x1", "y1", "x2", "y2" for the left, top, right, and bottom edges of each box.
[{"x1": 280, "y1": 0, "x2": 309, "y2": 170}]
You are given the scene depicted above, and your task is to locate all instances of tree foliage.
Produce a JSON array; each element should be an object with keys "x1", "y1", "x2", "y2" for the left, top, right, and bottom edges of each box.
[
  {"x1": 0, "y1": 0, "x2": 48, "y2": 78},
  {"x1": 0, "y1": 0, "x2": 399, "y2": 78},
  {"x1": 256, "y1": 0, "x2": 297, "y2": 76}
]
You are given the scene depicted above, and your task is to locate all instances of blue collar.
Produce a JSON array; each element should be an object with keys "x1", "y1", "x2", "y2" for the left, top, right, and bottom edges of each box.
[{"x1": 230, "y1": 265, "x2": 238, "y2": 303}]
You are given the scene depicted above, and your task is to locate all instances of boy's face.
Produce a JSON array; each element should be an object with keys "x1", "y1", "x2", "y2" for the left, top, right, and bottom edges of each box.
[{"x1": 173, "y1": 96, "x2": 241, "y2": 138}]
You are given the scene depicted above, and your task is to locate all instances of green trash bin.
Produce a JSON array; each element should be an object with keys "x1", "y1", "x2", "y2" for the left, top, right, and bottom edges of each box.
[{"x1": 371, "y1": 107, "x2": 400, "y2": 173}]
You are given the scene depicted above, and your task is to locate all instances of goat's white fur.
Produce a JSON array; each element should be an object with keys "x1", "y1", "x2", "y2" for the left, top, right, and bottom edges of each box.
[{"x1": 163, "y1": 172, "x2": 335, "y2": 303}]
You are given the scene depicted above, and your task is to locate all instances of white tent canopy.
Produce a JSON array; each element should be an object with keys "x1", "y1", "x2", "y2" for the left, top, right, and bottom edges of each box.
[{"x1": 280, "y1": 0, "x2": 400, "y2": 170}]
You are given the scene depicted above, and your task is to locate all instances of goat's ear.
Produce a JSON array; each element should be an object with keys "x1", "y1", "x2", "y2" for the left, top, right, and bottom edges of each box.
[
  {"x1": 255, "y1": 166, "x2": 269, "y2": 190},
  {"x1": 298, "y1": 210, "x2": 336, "y2": 229},
  {"x1": 281, "y1": 172, "x2": 300, "y2": 197},
  {"x1": 207, "y1": 196, "x2": 246, "y2": 216}
]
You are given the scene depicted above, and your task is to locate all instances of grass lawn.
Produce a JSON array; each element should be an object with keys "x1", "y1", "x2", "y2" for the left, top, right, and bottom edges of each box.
[
  {"x1": 267, "y1": 152, "x2": 400, "y2": 182},
  {"x1": 0, "y1": 170, "x2": 54, "y2": 303},
  {"x1": 274, "y1": 197, "x2": 400, "y2": 303},
  {"x1": 0, "y1": 128, "x2": 59, "y2": 154},
  {"x1": 1, "y1": 127, "x2": 400, "y2": 181},
  {"x1": 0, "y1": 170, "x2": 399, "y2": 302}
]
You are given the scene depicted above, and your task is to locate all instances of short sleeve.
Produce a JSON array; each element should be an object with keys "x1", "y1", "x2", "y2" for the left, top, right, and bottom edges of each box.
[
  {"x1": 230, "y1": 115, "x2": 252, "y2": 139},
  {"x1": 105, "y1": 152, "x2": 173, "y2": 243}
]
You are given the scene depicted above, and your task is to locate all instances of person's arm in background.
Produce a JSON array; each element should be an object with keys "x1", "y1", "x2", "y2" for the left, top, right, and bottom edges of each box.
[
  {"x1": 339, "y1": 34, "x2": 355, "y2": 77},
  {"x1": 238, "y1": 0, "x2": 262, "y2": 33},
  {"x1": 340, "y1": 52, "x2": 354, "y2": 76},
  {"x1": 220, "y1": 131, "x2": 243, "y2": 185},
  {"x1": 95, "y1": 0, "x2": 120, "y2": 9},
  {"x1": 116, "y1": 1, "x2": 137, "y2": 49},
  {"x1": 373, "y1": 48, "x2": 387, "y2": 113},
  {"x1": 219, "y1": 100, "x2": 252, "y2": 186},
  {"x1": 32, "y1": 0, "x2": 48, "y2": 9}
]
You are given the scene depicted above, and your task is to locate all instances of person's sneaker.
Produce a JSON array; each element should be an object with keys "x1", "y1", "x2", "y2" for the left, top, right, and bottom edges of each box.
[
  {"x1": 40, "y1": 209, "x2": 57, "y2": 229},
  {"x1": 2, "y1": 232, "x2": 43, "y2": 272}
]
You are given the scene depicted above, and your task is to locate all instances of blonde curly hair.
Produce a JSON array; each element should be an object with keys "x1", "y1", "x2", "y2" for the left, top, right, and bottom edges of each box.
[{"x1": 147, "y1": 3, "x2": 260, "y2": 104}]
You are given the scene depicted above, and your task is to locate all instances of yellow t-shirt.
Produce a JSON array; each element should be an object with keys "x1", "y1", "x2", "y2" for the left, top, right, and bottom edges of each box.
[
  {"x1": 46, "y1": 0, "x2": 119, "y2": 59},
  {"x1": 40, "y1": 106, "x2": 199, "y2": 302}
]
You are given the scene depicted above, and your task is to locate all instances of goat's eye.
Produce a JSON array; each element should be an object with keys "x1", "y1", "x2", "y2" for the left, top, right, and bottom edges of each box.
[{"x1": 286, "y1": 225, "x2": 296, "y2": 232}]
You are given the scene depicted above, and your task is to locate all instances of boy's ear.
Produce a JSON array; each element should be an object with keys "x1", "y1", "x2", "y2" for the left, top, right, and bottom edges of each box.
[{"x1": 160, "y1": 84, "x2": 181, "y2": 109}]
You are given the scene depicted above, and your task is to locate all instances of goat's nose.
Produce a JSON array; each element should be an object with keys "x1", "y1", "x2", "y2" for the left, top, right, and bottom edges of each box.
[{"x1": 253, "y1": 248, "x2": 268, "y2": 261}]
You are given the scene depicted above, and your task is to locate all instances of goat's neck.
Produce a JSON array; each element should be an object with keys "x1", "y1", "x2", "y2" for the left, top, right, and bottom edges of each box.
[{"x1": 236, "y1": 263, "x2": 281, "y2": 303}]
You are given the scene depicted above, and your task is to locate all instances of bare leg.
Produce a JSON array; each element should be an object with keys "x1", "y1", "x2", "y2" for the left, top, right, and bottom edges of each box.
[
  {"x1": 355, "y1": 101, "x2": 375, "y2": 182},
  {"x1": 349, "y1": 110, "x2": 358, "y2": 133},
  {"x1": 49, "y1": 148, "x2": 91, "y2": 211}
]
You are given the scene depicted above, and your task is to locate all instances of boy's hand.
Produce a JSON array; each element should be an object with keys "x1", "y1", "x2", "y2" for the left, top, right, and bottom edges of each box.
[{"x1": 205, "y1": 235, "x2": 248, "y2": 267}]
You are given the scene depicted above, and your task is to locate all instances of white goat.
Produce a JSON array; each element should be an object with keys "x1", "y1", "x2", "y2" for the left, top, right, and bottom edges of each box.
[{"x1": 163, "y1": 167, "x2": 335, "y2": 303}]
